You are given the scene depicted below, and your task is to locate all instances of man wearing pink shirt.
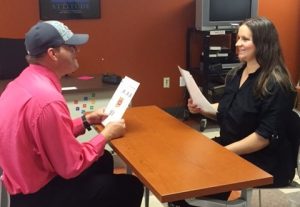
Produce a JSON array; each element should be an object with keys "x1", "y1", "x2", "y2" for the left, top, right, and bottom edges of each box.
[{"x1": 0, "y1": 20, "x2": 143, "y2": 207}]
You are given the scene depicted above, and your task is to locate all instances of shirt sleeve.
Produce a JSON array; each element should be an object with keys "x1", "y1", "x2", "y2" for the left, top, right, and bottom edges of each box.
[
  {"x1": 33, "y1": 101, "x2": 107, "y2": 179},
  {"x1": 256, "y1": 84, "x2": 293, "y2": 140},
  {"x1": 72, "y1": 117, "x2": 86, "y2": 137}
]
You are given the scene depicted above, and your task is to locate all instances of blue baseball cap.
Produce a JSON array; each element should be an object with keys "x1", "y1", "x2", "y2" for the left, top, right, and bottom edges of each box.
[{"x1": 25, "y1": 20, "x2": 89, "y2": 56}]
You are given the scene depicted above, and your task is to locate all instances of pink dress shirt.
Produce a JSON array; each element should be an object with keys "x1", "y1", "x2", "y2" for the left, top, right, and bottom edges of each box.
[{"x1": 0, "y1": 64, "x2": 107, "y2": 194}]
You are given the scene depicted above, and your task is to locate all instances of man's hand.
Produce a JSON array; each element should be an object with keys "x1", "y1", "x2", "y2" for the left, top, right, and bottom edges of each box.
[
  {"x1": 101, "y1": 119, "x2": 126, "y2": 141},
  {"x1": 85, "y1": 108, "x2": 108, "y2": 125}
]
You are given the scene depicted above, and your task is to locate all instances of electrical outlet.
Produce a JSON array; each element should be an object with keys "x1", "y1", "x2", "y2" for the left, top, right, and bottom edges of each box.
[
  {"x1": 179, "y1": 76, "x2": 185, "y2": 87},
  {"x1": 163, "y1": 77, "x2": 170, "y2": 88}
]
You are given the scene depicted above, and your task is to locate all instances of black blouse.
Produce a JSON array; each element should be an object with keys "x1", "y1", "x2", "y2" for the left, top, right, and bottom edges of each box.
[{"x1": 216, "y1": 65, "x2": 296, "y2": 187}]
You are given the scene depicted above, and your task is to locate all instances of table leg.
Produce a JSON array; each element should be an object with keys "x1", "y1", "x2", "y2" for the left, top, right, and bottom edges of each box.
[{"x1": 145, "y1": 187, "x2": 149, "y2": 207}]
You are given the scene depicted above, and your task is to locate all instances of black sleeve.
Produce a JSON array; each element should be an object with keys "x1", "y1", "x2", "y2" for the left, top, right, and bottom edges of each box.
[{"x1": 256, "y1": 84, "x2": 294, "y2": 141}]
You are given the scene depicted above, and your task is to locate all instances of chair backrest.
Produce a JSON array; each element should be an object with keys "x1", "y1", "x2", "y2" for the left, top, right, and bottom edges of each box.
[
  {"x1": 287, "y1": 111, "x2": 300, "y2": 170},
  {"x1": 0, "y1": 167, "x2": 10, "y2": 207},
  {"x1": 297, "y1": 110, "x2": 300, "y2": 177},
  {"x1": 0, "y1": 38, "x2": 28, "y2": 80},
  {"x1": 298, "y1": 145, "x2": 300, "y2": 177},
  {"x1": 0, "y1": 169, "x2": 2, "y2": 207}
]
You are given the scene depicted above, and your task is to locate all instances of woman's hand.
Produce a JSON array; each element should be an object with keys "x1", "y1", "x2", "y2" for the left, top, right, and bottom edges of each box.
[
  {"x1": 187, "y1": 98, "x2": 218, "y2": 120},
  {"x1": 187, "y1": 98, "x2": 204, "y2": 114}
]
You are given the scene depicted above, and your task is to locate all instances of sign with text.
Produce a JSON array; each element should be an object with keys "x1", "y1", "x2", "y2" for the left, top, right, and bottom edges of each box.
[{"x1": 39, "y1": 0, "x2": 101, "y2": 20}]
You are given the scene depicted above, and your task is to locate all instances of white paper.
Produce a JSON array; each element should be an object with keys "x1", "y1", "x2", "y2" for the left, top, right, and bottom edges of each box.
[
  {"x1": 178, "y1": 66, "x2": 217, "y2": 114},
  {"x1": 102, "y1": 76, "x2": 140, "y2": 126}
]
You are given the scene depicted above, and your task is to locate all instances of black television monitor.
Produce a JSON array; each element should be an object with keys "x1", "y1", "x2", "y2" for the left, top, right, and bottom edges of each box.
[
  {"x1": 195, "y1": 0, "x2": 258, "y2": 31},
  {"x1": 39, "y1": 0, "x2": 101, "y2": 20},
  {"x1": 0, "y1": 38, "x2": 28, "y2": 80}
]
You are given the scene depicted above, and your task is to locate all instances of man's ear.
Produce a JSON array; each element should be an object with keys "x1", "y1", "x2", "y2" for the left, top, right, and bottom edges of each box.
[{"x1": 47, "y1": 48, "x2": 58, "y2": 61}]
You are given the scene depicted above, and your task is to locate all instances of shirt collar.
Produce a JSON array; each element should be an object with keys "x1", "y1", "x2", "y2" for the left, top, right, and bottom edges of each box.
[
  {"x1": 248, "y1": 68, "x2": 261, "y2": 77},
  {"x1": 237, "y1": 65, "x2": 261, "y2": 78},
  {"x1": 28, "y1": 64, "x2": 62, "y2": 92}
]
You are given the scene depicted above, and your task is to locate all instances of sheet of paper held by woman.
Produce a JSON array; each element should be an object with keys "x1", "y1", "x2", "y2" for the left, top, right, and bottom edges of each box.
[{"x1": 178, "y1": 66, "x2": 217, "y2": 114}]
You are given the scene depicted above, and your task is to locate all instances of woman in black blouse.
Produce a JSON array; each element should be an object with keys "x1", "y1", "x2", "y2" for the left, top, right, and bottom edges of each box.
[{"x1": 170, "y1": 17, "x2": 297, "y2": 207}]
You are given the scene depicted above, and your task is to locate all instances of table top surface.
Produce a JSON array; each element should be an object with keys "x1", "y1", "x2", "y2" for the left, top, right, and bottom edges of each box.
[{"x1": 106, "y1": 105, "x2": 273, "y2": 202}]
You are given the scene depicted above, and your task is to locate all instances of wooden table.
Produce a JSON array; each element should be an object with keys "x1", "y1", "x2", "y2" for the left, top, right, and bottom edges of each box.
[{"x1": 98, "y1": 105, "x2": 273, "y2": 203}]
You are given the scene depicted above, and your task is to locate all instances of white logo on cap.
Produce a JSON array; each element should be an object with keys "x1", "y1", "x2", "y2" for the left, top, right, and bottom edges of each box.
[{"x1": 45, "y1": 21, "x2": 74, "y2": 42}]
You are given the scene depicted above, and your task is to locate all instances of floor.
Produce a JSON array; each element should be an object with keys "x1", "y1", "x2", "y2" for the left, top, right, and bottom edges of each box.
[{"x1": 136, "y1": 116, "x2": 300, "y2": 207}]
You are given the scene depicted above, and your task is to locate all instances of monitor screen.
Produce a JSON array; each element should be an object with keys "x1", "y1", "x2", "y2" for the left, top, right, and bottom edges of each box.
[{"x1": 210, "y1": 0, "x2": 252, "y2": 21}]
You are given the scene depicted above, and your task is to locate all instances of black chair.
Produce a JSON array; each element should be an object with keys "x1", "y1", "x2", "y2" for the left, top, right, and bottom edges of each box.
[
  {"x1": 0, "y1": 38, "x2": 28, "y2": 80},
  {"x1": 0, "y1": 167, "x2": 10, "y2": 207}
]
